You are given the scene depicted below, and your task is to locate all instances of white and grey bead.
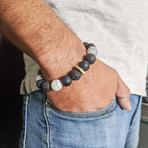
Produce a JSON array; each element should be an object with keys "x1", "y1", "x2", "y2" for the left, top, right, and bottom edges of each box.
[
  {"x1": 51, "y1": 80, "x2": 63, "y2": 91},
  {"x1": 35, "y1": 75, "x2": 43, "y2": 82},
  {"x1": 87, "y1": 46, "x2": 98, "y2": 56},
  {"x1": 85, "y1": 43, "x2": 95, "y2": 49}
]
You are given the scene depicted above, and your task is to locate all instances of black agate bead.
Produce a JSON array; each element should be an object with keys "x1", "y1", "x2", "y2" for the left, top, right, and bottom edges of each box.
[
  {"x1": 84, "y1": 43, "x2": 95, "y2": 49},
  {"x1": 70, "y1": 69, "x2": 81, "y2": 80},
  {"x1": 79, "y1": 60, "x2": 90, "y2": 71},
  {"x1": 84, "y1": 53, "x2": 96, "y2": 64},
  {"x1": 86, "y1": 43, "x2": 95, "y2": 49},
  {"x1": 83, "y1": 42, "x2": 89, "y2": 47},
  {"x1": 36, "y1": 79, "x2": 45, "y2": 89},
  {"x1": 38, "y1": 69, "x2": 42, "y2": 75},
  {"x1": 61, "y1": 75, "x2": 72, "y2": 86}
]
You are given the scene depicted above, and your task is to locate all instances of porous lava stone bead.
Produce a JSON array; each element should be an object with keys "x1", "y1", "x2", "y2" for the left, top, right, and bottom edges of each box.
[
  {"x1": 84, "y1": 53, "x2": 96, "y2": 64},
  {"x1": 85, "y1": 43, "x2": 95, "y2": 49},
  {"x1": 61, "y1": 75, "x2": 72, "y2": 86},
  {"x1": 79, "y1": 60, "x2": 90, "y2": 71},
  {"x1": 42, "y1": 80, "x2": 51, "y2": 92},
  {"x1": 36, "y1": 79, "x2": 45, "y2": 89},
  {"x1": 70, "y1": 69, "x2": 81, "y2": 80}
]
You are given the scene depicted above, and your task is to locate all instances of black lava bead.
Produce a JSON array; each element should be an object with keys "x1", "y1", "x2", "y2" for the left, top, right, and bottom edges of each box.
[
  {"x1": 42, "y1": 80, "x2": 51, "y2": 92},
  {"x1": 70, "y1": 69, "x2": 81, "y2": 80},
  {"x1": 61, "y1": 75, "x2": 72, "y2": 86},
  {"x1": 85, "y1": 43, "x2": 95, "y2": 50},
  {"x1": 79, "y1": 60, "x2": 90, "y2": 71},
  {"x1": 84, "y1": 53, "x2": 96, "y2": 64},
  {"x1": 36, "y1": 79, "x2": 45, "y2": 89}
]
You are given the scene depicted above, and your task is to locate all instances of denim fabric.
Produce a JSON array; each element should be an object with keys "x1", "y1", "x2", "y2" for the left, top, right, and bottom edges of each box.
[{"x1": 19, "y1": 90, "x2": 142, "y2": 148}]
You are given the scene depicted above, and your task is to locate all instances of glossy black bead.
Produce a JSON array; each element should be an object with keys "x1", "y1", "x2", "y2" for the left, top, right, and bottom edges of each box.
[
  {"x1": 61, "y1": 75, "x2": 72, "y2": 86},
  {"x1": 42, "y1": 80, "x2": 51, "y2": 92},
  {"x1": 84, "y1": 53, "x2": 96, "y2": 64},
  {"x1": 36, "y1": 79, "x2": 45, "y2": 89},
  {"x1": 83, "y1": 42, "x2": 89, "y2": 48},
  {"x1": 85, "y1": 43, "x2": 96, "y2": 50},
  {"x1": 79, "y1": 60, "x2": 90, "y2": 71},
  {"x1": 38, "y1": 69, "x2": 42, "y2": 75},
  {"x1": 70, "y1": 69, "x2": 81, "y2": 80}
]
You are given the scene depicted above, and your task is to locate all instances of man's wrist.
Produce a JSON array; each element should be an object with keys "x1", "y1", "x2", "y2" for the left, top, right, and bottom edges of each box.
[{"x1": 39, "y1": 35, "x2": 87, "y2": 81}]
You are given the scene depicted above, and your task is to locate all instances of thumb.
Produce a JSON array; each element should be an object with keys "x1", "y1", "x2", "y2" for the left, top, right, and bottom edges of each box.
[{"x1": 116, "y1": 75, "x2": 131, "y2": 111}]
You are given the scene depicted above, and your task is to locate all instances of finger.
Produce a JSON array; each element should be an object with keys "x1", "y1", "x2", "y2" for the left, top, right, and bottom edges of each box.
[{"x1": 115, "y1": 75, "x2": 131, "y2": 111}]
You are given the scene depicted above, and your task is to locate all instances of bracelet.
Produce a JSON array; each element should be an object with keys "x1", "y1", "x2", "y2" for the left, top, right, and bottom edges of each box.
[{"x1": 35, "y1": 42, "x2": 98, "y2": 92}]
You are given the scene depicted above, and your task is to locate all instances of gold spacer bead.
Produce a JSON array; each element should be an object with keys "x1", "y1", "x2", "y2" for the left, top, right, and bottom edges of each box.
[{"x1": 75, "y1": 65, "x2": 85, "y2": 74}]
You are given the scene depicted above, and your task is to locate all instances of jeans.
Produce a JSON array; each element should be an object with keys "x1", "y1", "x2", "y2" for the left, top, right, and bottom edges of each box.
[{"x1": 19, "y1": 90, "x2": 142, "y2": 148}]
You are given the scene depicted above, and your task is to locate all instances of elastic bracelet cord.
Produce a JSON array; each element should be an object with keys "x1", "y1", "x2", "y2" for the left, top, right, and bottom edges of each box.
[{"x1": 35, "y1": 42, "x2": 98, "y2": 92}]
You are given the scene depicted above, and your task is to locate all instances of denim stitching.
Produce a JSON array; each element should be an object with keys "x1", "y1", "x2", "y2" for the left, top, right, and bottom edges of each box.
[
  {"x1": 48, "y1": 99, "x2": 117, "y2": 117},
  {"x1": 43, "y1": 93, "x2": 50, "y2": 148},
  {"x1": 58, "y1": 103, "x2": 116, "y2": 117},
  {"x1": 22, "y1": 96, "x2": 29, "y2": 148},
  {"x1": 130, "y1": 96, "x2": 142, "y2": 126}
]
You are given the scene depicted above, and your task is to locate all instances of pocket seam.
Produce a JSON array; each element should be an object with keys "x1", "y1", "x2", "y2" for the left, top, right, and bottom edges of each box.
[{"x1": 46, "y1": 98, "x2": 117, "y2": 118}]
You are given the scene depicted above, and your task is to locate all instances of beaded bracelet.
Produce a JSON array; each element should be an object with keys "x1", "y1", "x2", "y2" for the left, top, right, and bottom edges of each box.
[{"x1": 36, "y1": 42, "x2": 98, "y2": 92}]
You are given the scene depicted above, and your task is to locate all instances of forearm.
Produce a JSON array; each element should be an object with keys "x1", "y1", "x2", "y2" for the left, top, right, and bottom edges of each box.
[
  {"x1": 0, "y1": 0, "x2": 131, "y2": 112},
  {"x1": 0, "y1": 0, "x2": 86, "y2": 79}
]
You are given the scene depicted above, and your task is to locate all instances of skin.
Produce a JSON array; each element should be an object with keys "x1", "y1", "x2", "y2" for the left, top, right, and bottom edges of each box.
[{"x1": 0, "y1": 0, "x2": 131, "y2": 112}]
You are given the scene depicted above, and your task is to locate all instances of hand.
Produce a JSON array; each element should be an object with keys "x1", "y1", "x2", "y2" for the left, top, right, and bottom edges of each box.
[{"x1": 44, "y1": 59, "x2": 131, "y2": 113}]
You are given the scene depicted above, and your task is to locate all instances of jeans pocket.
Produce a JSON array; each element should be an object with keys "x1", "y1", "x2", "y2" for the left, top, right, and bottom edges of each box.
[
  {"x1": 45, "y1": 95, "x2": 118, "y2": 120},
  {"x1": 45, "y1": 96, "x2": 120, "y2": 148}
]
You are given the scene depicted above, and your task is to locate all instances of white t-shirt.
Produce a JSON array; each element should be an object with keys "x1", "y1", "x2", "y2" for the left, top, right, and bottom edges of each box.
[{"x1": 20, "y1": 0, "x2": 148, "y2": 96}]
